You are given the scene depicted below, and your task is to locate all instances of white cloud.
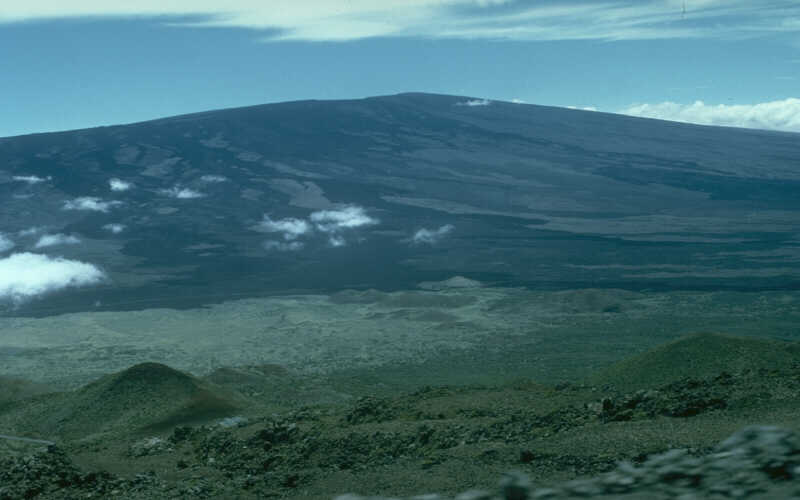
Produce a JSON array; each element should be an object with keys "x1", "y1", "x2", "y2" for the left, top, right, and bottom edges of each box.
[
  {"x1": 0, "y1": 252, "x2": 105, "y2": 304},
  {"x1": 63, "y1": 197, "x2": 122, "y2": 212},
  {"x1": 103, "y1": 223, "x2": 126, "y2": 234},
  {"x1": 511, "y1": 98, "x2": 526, "y2": 104},
  {"x1": 4, "y1": 1, "x2": 799, "y2": 42},
  {"x1": 412, "y1": 224, "x2": 455, "y2": 245},
  {"x1": 159, "y1": 186, "x2": 205, "y2": 199},
  {"x1": 567, "y1": 105, "x2": 598, "y2": 112},
  {"x1": 620, "y1": 98, "x2": 800, "y2": 133},
  {"x1": 255, "y1": 206, "x2": 377, "y2": 249},
  {"x1": 263, "y1": 240, "x2": 304, "y2": 251},
  {"x1": 34, "y1": 233, "x2": 81, "y2": 248},
  {"x1": 200, "y1": 175, "x2": 228, "y2": 182},
  {"x1": 456, "y1": 99, "x2": 491, "y2": 107},
  {"x1": 328, "y1": 236, "x2": 346, "y2": 247},
  {"x1": 18, "y1": 227, "x2": 43, "y2": 237},
  {"x1": 12, "y1": 175, "x2": 50, "y2": 184},
  {"x1": 310, "y1": 206, "x2": 378, "y2": 232},
  {"x1": 109, "y1": 178, "x2": 133, "y2": 191},
  {"x1": 256, "y1": 216, "x2": 312, "y2": 240},
  {"x1": 0, "y1": 234, "x2": 14, "y2": 253}
]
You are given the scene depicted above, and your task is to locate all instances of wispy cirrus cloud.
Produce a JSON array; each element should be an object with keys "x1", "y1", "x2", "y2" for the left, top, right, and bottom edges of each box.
[
  {"x1": 620, "y1": 98, "x2": 800, "y2": 133},
  {"x1": 2, "y1": 1, "x2": 800, "y2": 42}
]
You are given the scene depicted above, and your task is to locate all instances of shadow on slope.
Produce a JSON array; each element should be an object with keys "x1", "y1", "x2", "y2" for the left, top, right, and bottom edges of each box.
[
  {"x1": 0, "y1": 376, "x2": 52, "y2": 413},
  {"x1": 10, "y1": 363, "x2": 243, "y2": 439},
  {"x1": 587, "y1": 332, "x2": 800, "y2": 392}
]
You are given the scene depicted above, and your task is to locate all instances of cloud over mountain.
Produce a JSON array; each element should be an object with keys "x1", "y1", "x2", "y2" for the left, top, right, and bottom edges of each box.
[
  {"x1": 63, "y1": 197, "x2": 122, "y2": 212},
  {"x1": 200, "y1": 175, "x2": 228, "y2": 183},
  {"x1": 0, "y1": 234, "x2": 14, "y2": 253},
  {"x1": 263, "y1": 240, "x2": 304, "y2": 252},
  {"x1": 310, "y1": 206, "x2": 377, "y2": 232},
  {"x1": 255, "y1": 206, "x2": 377, "y2": 250},
  {"x1": 256, "y1": 216, "x2": 312, "y2": 240},
  {"x1": 103, "y1": 223, "x2": 126, "y2": 234},
  {"x1": 412, "y1": 224, "x2": 455, "y2": 244},
  {"x1": 159, "y1": 186, "x2": 205, "y2": 199},
  {"x1": 12, "y1": 175, "x2": 50, "y2": 184},
  {"x1": 0, "y1": 252, "x2": 105, "y2": 304},
  {"x1": 109, "y1": 178, "x2": 133, "y2": 191},
  {"x1": 34, "y1": 233, "x2": 81, "y2": 248},
  {"x1": 621, "y1": 98, "x2": 800, "y2": 133}
]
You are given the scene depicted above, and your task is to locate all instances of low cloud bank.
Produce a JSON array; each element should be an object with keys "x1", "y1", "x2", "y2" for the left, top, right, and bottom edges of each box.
[
  {"x1": 34, "y1": 233, "x2": 81, "y2": 248},
  {"x1": 160, "y1": 186, "x2": 205, "y2": 199},
  {"x1": 412, "y1": 224, "x2": 455, "y2": 245},
  {"x1": 103, "y1": 223, "x2": 126, "y2": 234},
  {"x1": 456, "y1": 99, "x2": 491, "y2": 107},
  {"x1": 0, "y1": 234, "x2": 14, "y2": 253},
  {"x1": 109, "y1": 178, "x2": 133, "y2": 191},
  {"x1": 63, "y1": 197, "x2": 122, "y2": 212},
  {"x1": 200, "y1": 175, "x2": 228, "y2": 183},
  {"x1": 12, "y1": 175, "x2": 50, "y2": 184},
  {"x1": 621, "y1": 98, "x2": 800, "y2": 133},
  {"x1": 0, "y1": 252, "x2": 105, "y2": 304},
  {"x1": 256, "y1": 206, "x2": 378, "y2": 250}
]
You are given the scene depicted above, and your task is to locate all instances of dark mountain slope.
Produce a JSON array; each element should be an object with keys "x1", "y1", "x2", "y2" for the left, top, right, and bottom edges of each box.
[{"x1": 2, "y1": 93, "x2": 799, "y2": 316}]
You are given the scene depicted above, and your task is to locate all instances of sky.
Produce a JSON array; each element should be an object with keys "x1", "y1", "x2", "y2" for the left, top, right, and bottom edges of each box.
[{"x1": 1, "y1": 0, "x2": 800, "y2": 137}]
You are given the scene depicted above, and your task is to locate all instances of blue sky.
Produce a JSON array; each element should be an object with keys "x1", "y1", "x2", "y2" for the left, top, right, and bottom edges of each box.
[{"x1": 2, "y1": 0, "x2": 800, "y2": 137}]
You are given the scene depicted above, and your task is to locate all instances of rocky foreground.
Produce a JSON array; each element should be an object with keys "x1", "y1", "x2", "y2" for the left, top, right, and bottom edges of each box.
[
  {"x1": 2, "y1": 426, "x2": 800, "y2": 499},
  {"x1": 1, "y1": 333, "x2": 799, "y2": 499},
  {"x1": 339, "y1": 426, "x2": 800, "y2": 499}
]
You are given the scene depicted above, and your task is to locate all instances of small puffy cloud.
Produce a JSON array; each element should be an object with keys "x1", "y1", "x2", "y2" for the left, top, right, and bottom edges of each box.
[
  {"x1": 263, "y1": 240, "x2": 304, "y2": 252},
  {"x1": 63, "y1": 197, "x2": 122, "y2": 212},
  {"x1": 620, "y1": 98, "x2": 800, "y2": 133},
  {"x1": 0, "y1": 252, "x2": 105, "y2": 304},
  {"x1": 412, "y1": 224, "x2": 455, "y2": 245},
  {"x1": 34, "y1": 233, "x2": 81, "y2": 248},
  {"x1": 12, "y1": 175, "x2": 50, "y2": 184},
  {"x1": 567, "y1": 105, "x2": 597, "y2": 111},
  {"x1": 328, "y1": 236, "x2": 346, "y2": 248},
  {"x1": 200, "y1": 175, "x2": 228, "y2": 183},
  {"x1": 109, "y1": 178, "x2": 133, "y2": 191},
  {"x1": 0, "y1": 234, "x2": 14, "y2": 253},
  {"x1": 103, "y1": 223, "x2": 126, "y2": 234},
  {"x1": 511, "y1": 98, "x2": 526, "y2": 104},
  {"x1": 256, "y1": 216, "x2": 312, "y2": 240},
  {"x1": 310, "y1": 206, "x2": 378, "y2": 233},
  {"x1": 159, "y1": 186, "x2": 205, "y2": 199},
  {"x1": 456, "y1": 99, "x2": 491, "y2": 107}
]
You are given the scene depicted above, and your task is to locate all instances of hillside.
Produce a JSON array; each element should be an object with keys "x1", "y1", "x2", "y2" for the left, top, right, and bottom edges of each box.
[{"x1": 1, "y1": 93, "x2": 799, "y2": 317}]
